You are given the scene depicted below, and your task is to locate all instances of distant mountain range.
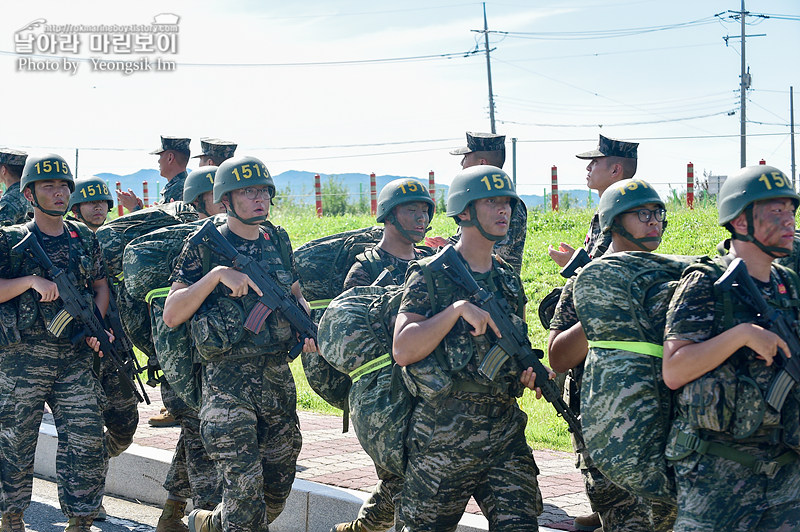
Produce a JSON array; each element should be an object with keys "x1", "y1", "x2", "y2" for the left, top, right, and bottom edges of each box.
[{"x1": 95, "y1": 169, "x2": 598, "y2": 210}]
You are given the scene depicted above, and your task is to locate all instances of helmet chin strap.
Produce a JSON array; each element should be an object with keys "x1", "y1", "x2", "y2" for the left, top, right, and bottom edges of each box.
[
  {"x1": 386, "y1": 212, "x2": 427, "y2": 243},
  {"x1": 225, "y1": 194, "x2": 266, "y2": 225},
  {"x1": 611, "y1": 221, "x2": 664, "y2": 251},
  {"x1": 30, "y1": 190, "x2": 68, "y2": 217},
  {"x1": 74, "y1": 209, "x2": 103, "y2": 230},
  {"x1": 458, "y1": 204, "x2": 505, "y2": 242},
  {"x1": 731, "y1": 205, "x2": 792, "y2": 258},
  {"x1": 193, "y1": 199, "x2": 210, "y2": 217}
]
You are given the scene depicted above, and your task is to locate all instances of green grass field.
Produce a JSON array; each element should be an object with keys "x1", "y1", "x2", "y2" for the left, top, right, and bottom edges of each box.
[{"x1": 271, "y1": 202, "x2": 729, "y2": 452}]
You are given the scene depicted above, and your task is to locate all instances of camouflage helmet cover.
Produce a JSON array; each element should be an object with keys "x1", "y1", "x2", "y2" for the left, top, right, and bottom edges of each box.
[
  {"x1": 69, "y1": 176, "x2": 114, "y2": 211},
  {"x1": 213, "y1": 156, "x2": 274, "y2": 203},
  {"x1": 717, "y1": 165, "x2": 799, "y2": 226},
  {"x1": 598, "y1": 178, "x2": 664, "y2": 233},
  {"x1": 445, "y1": 164, "x2": 518, "y2": 217},
  {"x1": 376, "y1": 178, "x2": 435, "y2": 223},
  {"x1": 20, "y1": 153, "x2": 75, "y2": 193},
  {"x1": 184, "y1": 166, "x2": 218, "y2": 204}
]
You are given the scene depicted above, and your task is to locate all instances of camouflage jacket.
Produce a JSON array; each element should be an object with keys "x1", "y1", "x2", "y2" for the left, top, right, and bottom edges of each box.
[
  {"x1": 162, "y1": 170, "x2": 188, "y2": 203},
  {"x1": 665, "y1": 258, "x2": 800, "y2": 449},
  {"x1": 171, "y1": 221, "x2": 298, "y2": 360},
  {"x1": 0, "y1": 182, "x2": 32, "y2": 226},
  {"x1": 399, "y1": 250, "x2": 527, "y2": 400},
  {"x1": 584, "y1": 210, "x2": 611, "y2": 259},
  {"x1": 343, "y1": 245, "x2": 430, "y2": 290}
]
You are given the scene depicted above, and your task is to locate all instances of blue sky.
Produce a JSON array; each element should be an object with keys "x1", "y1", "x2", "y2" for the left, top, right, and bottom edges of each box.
[{"x1": 1, "y1": 0, "x2": 798, "y2": 199}]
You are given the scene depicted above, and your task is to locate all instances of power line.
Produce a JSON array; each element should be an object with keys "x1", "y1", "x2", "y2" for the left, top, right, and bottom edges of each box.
[
  {"x1": 492, "y1": 16, "x2": 720, "y2": 40},
  {"x1": 499, "y1": 110, "x2": 735, "y2": 128}
]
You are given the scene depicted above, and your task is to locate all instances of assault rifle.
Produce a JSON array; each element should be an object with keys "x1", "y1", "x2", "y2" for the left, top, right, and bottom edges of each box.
[
  {"x1": 13, "y1": 231, "x2": 149, "y2": 404},
  {"x1": 430, "y1": 245, "x2": 583, "y2": 444},
  {"x1": 189, "y1": 220, "x2": 317, "y2": 360},
  {"x1": 560, "y1": 248, "x2": 591, "y2": 279},
  {"x1": 715, "y1": 257, "x2": 800, "y2": 411},
  {"x1": 106, "y1": 284, "x2": 149, "y2": 392}
]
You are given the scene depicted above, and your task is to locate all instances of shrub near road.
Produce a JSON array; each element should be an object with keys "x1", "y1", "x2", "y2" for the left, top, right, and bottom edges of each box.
[{"x1": 249, "y1": 203, "x2": 729, "y2": 451}]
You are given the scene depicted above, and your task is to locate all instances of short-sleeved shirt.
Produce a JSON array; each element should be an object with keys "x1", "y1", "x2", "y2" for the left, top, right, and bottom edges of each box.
[{"x1": 342, "y1": 246, "x2": 426, "y2": 290}]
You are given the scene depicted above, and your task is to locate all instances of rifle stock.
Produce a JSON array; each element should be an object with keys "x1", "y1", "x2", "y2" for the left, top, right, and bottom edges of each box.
[
  {"x1": 189, "y1": 220, "x2": 317, "y2": 360},
  {"x1": 431, "y1": 245, "x2": 583, "y2": 444},
  {"x1": 715, "y1": 257, "x2": 800, "y2": 411},
  {"x1": 12, "y1": 231, "x2": 149, "y2": 404}
]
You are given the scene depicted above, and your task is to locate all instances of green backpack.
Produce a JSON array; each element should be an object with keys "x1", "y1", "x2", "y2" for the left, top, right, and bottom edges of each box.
[
  {"x1": 96, "y1": 202, "x2": 198, "y2": 369},
  {"x1": 317, "y1": 284, "x2": 414, "y2": 477},
  {"x1": 573, "y1": 252, "x2": 700, "y2": 503}
]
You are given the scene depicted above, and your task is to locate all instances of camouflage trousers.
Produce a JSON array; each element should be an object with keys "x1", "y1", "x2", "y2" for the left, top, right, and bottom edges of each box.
[
  {"x1": 162, "y1": 382, "x2": 221, "y2": 509},
  {"x1": 200, "y1": 356, "x2": 302, "y2": 532},
  {"x1": 0, "y1": 341, "x2": 105, "y2": 517},
  {"x1": 400, "y1": 393, "x2": 542, "y2": 532},
  {"x1": 672, "y1": 444, "x2": 800, "y2": 531},
  {"x1": 582, "y1": 465, "x2": 675, "y2": 531},
  {"x1": 355, "y1": 464, "x2": 403, "y2": 531},
  {"x1": 98, "y1": 356, "x2": 139, "y2": 458}
]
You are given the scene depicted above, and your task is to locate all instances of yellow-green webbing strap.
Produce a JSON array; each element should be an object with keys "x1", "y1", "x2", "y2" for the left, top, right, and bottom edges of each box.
[
  {"x1": 145, "y1": 287, "x2": 172, "y2": 304},
  {"x1": 587, "y1": 340, "x2": 664, "y2": 358},
  {"x1": 308, "y1": 299, "x2": 332, "y2": 310},
  {"x1": 349, "y1": 353, "x2": 392, "y2": 383}
]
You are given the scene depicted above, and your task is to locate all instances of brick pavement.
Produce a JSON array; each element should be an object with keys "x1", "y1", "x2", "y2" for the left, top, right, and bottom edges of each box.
[{"x1": 132, "y1": 386, "x2": 592, "y2": 530}]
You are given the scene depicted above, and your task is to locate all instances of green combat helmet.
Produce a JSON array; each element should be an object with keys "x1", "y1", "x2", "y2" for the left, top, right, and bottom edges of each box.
[
  {"x1": 183, "y1": 166, "x2": 218, "y2": 216},
  {"x1": 213, "y1": 155, "x2": 274, "y2": 225},
  {"x1": 598, "y1": 178, "x2": 666, "y2": 251},
  {"x1": 445, "y1": 164, "x2": 518, "y2": 241},
  {"x1": 20, "y1": 153, "x2": 74, "y2": 216},
  {"x1": 376, "y1": 178, "x2": 435, "y2": 243},
  {"x1": 69, "y1": 176, "x2": 113, "y2": 228},
  {"x1": 718, "y1": 164, "x2": 800, "y2": 257}
]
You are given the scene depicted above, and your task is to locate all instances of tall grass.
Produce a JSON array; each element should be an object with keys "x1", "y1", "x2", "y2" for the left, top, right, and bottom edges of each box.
[{"x1": 276, "y1": 203, "x2": 728, "y2": 451}]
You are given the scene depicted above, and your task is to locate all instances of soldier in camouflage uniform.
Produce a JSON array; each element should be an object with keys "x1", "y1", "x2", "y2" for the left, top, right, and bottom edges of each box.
[
  {"x1": 163, "y1": 156, "x2": 315, "y2": 532},
  {"x1": 68, "y1": 176, "x2": 140, "y2": 522},
  {"x1": 154, "y1": 167, "x2": 227, "y2": 532},
  {"x1": 192, "y1": 138, "x2": 237, "y2": 168},
  {"x1": 550, "y1": 178, "x2": 676, "y2": 531},
  {"x1": 117, "y1": 136, "x2": 191, "y2": 212},
  {"x1": 427, "y1": 132, "x2": 527, "y2": 272},
  {"x1": 546, "y1": 134, "x2": 639, "y2": 532},
  {"x1": 394, "y1": 165, "x2": 549, "y2": 531},
  {"x1": 0, "y1": 149, "x2": 31, "y2": 226},
  {"x1": 0, "y1": 154, "x2": 109, "y2": 532},
  {"x1": 333, "y1": 179, "x2": 435, "y2": 532},
  {"x1": 663, "y1": 165, "x2": 800, "y2": 531}
]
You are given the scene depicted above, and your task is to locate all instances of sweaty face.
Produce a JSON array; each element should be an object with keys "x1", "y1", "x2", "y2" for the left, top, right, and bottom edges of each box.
[
  {"x1": 751, "y1": 198, "x2": 797, "y2": 254},
  {"x1": 616, "y1": 202, "x2": 664, "y2": 252},
  {"x1": 392, "y1": 201, "x2": 431, "y2": 243},
  {"x1": 471, "y1": 196, "x2": 512, "y2": 238},
  {"x1": 229, "y1": 186, "x2": 270, "y2": 221},
  {"x1": 586, "y1": 157, "x2": 618, "y2": 195},
  {"x1": 78, "y1": 200, "x2": 110, "y2": 227},
  {"x1": 32, "y1": 180, "x2": 71, "y2": 213}
]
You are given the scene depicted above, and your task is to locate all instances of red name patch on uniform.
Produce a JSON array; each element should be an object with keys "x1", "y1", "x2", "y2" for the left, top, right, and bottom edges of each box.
[
  {"x1": 778, "y1": 283, "x2": 787, "y2": 294},
  {"x1": 69, "y1": 230, "x2": 79, "y2": 238}
]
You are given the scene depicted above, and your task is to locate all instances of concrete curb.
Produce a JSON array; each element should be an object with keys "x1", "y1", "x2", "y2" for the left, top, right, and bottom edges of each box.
[{"x1": 35, "y1": 423, "x2": 560, "y2": 532}]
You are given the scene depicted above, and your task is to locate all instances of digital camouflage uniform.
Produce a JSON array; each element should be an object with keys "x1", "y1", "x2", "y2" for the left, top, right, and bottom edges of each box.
[
  {"x1": 162, "y1": 170, "x2": 189, "y2": 204},
  {"x1": 398, "y1": 251, "x2": 542, "y2": 531},
  {"x1": 171, "y1": 222, "x2": 302, "y2": 532},
  {"x1": 0, "y1": 221, "x2": 106, "y2": 519},
  {"x1": 341, "y1": 245, "x2": 430, "y2": 532},
  {"x1": 551, "y1": 278, "x2": 674, "y2": 531},
  {"x1": 664, "y1": 263, "x2": 800, "y2": 531},
  {"x1": 0, "y1": 183, "x2": 32, "y2": 226},
  {"x1": 97, "y1": 324, "x2": 140, "y2": 459}
]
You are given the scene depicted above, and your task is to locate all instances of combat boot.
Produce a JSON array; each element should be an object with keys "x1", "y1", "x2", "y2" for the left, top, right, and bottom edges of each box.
[
  {"x1": 573, "y1": 511, "x2": 602, "y2": 531},
  {"x1": 0, "y1": 512, "x2": 25, "y2": 532},
  {"x1": 156, "y1": 499, "x2": 189, "y2": 532},
  {"x1": 187, "y1": 509, "x2": 215, "y2": 532},
  {"x1": 149, "y1": 407, "x2": 179, "y2": 428},
  {"x1": 329, "y1": 519, "x2": 375, "y2": 532},
  {"x1": 64, "y1": 516, "x2": 94, "y2": 532}
]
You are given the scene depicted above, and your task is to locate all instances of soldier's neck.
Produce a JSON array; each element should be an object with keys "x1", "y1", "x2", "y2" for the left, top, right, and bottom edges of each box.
[
  {"x1": 454, "y1": 233, "x2": 494, "y2": 273},
  {"x1": 729, "y1": 241, "x2": 774, "y2": 282},
  {"x1": 377, "y1": 232, "x2": 417, "y2": 260},
  {"x1": 33, "y1": 211, "x2": 66, "y2": 237}
]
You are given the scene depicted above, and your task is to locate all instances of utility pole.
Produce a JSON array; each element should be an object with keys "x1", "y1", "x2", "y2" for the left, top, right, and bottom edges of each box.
[
  {"x1": 482, "y1": 3, "x2": 496, "y2": 134},
  {"x1": 739, "y1": 0, "x2": 747, "y2": 168},
  {"x1": 791, "y1": 86, "x2": 796, "y2": 190}
]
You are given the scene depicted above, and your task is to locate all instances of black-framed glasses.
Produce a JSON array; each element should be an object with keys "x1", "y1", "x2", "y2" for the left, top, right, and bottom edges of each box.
[
  {"x1": 622, "y1": 208, "x2": 666, "y2": 223},
  {"x1": 239, "y1": 187, "x2": 272, "y2": 200}
]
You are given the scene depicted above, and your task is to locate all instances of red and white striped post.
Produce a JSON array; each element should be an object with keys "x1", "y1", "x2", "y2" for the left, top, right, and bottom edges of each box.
[
  {"x1": 370, "y1": 172, "x2": 377, "y2": 216},
  {"x1": 116, "y1": 181, "x2": 123, "y2": 216},
  {"x1": 142, "y1": 181, "x2": 149, "y2": 208},
  {"x1": 428, "y1": 170, "x2": 435, "y2": 200},
  {"x1": 314, "y1": 174, "x2": 322, "y2": 218},
  {"x1": 551, "y1": 165, "x2": 559, "y2": 211},
  {"x1": 687, "y1": 162, "x2": 694, "y2": 209},
  {"x1": 759, "y1": 159, "x2": 767, "y2": 165}
]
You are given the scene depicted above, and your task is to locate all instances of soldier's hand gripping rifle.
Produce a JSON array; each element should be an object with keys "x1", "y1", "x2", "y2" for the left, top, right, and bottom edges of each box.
[
  {"x1": 431, "y1": 245, "x2": 584, "y2": 444},
  {"x1": 715, "y1": 257, "x2": 800, "y2": 411},
  {"x1": 189, "y1": 220, "x2": 317, "y2": 360},
  {"x1": 12, "y1": 232, "x2": 149, "y2": 404}
]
